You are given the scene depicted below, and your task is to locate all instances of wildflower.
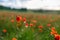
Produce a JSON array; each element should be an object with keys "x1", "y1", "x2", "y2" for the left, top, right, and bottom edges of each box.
[
  {"x1": 54, "y1": 34, "x2": 60, "y2": 40},
  {"x1": 25, "y1": 23, "x2": 28, "y2": 28},
  {"x1": 47, "y1": 23, "x2": 51, "y2": 27},
  {"x1": 3, "y1": 29, "x2": 7, "y2": 33},
  {"x1": 51, "y1": 31, "x2": 57, "y2": 35},
  {"x1": 38, "y1": 25, "x2": 43, "y2": 29},
  {"x1": 51, "y1": 27, "x2": 57, "y2": 35},
  {"x1": 23, "y1": 17, "x2": 26, "y2": 23},
  {"x1": 16, "y1": 16, "x2": 22, "y2": 22},
  {"x1": 51, "y1": 27, "x2": 56, "y2": 31},
  {"x1": 11, "y1": 19, "x2": 14, "y2": 23},
  {"x1": 12, "y1": 38, "x2": 17, "y2": 40},
  {"x1": 19, "y1": 16, "x2": 22, "y2": 20},
  {"x1": 30, "y1": 23, "x2": 34, "y2": 27},
  {"x1": 32, "y1": 20, "x2": 37, "y2": 23}
]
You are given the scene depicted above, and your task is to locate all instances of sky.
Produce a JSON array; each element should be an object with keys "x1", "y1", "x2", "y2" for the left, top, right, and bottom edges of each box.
[{"x1": 0, "y1": 0, "x2": 60, "y2": 10}]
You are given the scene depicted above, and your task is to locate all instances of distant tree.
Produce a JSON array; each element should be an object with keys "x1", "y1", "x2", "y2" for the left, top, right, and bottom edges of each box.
[
  {"x1": 20, "y1": 8, "x2": 27, "y2": 12},
  {"x1": 0, "y1": 5, "x2": 4, "y2": 9},
  {"x1": 0, "y1": 5, "x2": 11, "y2": 10}
]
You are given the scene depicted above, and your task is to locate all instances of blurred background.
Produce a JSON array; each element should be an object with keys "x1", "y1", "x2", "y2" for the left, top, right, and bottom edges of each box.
[{"x1": 0, "y1": 0, "x2": 60, "y2": 10}]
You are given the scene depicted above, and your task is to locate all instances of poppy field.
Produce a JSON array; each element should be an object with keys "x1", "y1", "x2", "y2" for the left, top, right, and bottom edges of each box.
[{"x1": 0, "y1": 11, "x2": 60, "y2": 40}]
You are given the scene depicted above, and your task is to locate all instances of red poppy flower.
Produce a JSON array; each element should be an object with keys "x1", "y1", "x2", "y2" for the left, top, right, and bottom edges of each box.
[
  {"x1": 30, "y1": 23, "x2": 34, "y2": 27},
  {"x1": 16, "y1": 16, "x2": 22, "y2": 22},
  {"x1": 38, "y1": 25, "x2": 43, "y2": 29},
  {"x1": 25, "y1": 23, "x2": 28, "y2": 28},
  {"x1": 47, "y1": 23, "x2": 51, "y2": 27},
  {"x1": 23, "y1": 17, "x2": 26, "y2": 23},
  {"x1": 54, "y1": 34, "x2": 59, "y2": 40}
]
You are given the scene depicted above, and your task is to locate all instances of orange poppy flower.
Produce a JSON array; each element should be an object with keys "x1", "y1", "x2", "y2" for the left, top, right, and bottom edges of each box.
[
  {"x1": 51, "y1": 27, "x2": 55, "y2": 31},
  {"x1": 51, "y1": 31, "x2": 57, "y2": 35},
  {"x1": 3, "y1": 29, "x2": 7, "y2": 33},
  {"x1": 51, "y1": 27, "x2": 57, "y2": 35},
  {"x1": 11, "y1": 19, "x2": 14, "y2": 23},
  {"x1": 12, "y1": 38, "x2": 17, "y2": 40}
]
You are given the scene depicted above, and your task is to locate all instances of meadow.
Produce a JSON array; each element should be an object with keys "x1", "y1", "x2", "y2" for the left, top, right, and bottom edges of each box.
[{"x1": 0, "y1": 10, "x2": 60, "y2": 40}]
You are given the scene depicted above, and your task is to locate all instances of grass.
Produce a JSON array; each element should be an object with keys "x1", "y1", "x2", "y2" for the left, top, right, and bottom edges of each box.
[{"x1": 0, "y1": 10, "x2": 60, "y2": 40}]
